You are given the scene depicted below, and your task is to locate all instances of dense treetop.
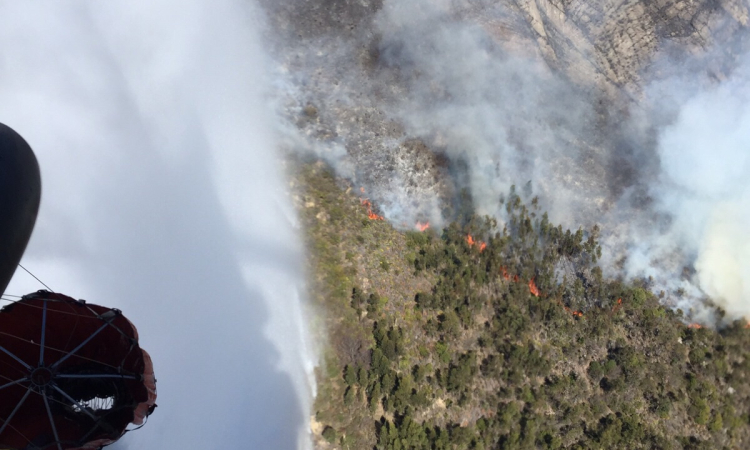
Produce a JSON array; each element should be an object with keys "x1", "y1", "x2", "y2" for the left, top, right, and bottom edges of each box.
[{"x1": 294, "y1": 161, "x2": 750, "y2": 450}]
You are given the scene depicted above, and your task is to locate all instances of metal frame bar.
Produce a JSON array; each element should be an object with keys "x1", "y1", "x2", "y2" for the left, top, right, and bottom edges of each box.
[
  {"x1": 0, "y1": 388, "x2": 31, "y2": 436},
  {"x1": 56, "y1": 373, "x2": 137, "y2": 380},
  {"x1": 42, "y1": 394, "x2": 63, "y2": 450},
  {"x1": 0, "y1": 377, "x2": 27, "y2": 392},
  {"x1": 40, "y1": 299, "x2": 47, "y2": 365},
  {"x1": 51, "y1": 385, "x2": 98, "y2": 421},
  {"x1": 0, "y1": 345, "x2": 32, "y2": 370},
  {"x1": 83, "y1": 304, "x2": 131, "y2": 341},
  {"x1": 51, "y1": 320, "x2": 111, "y2": 369}
]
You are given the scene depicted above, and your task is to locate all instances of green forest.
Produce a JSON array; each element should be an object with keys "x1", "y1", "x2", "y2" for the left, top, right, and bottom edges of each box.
[{"x1": 293, "y1": 161, "x2": 750, "y2": 450}]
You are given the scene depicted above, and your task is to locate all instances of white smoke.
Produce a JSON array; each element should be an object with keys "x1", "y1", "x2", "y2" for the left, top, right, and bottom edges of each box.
[
  {"x1": 267, "y1": 0, "x2": 750, "y2": 325},
  {"x1": 270, "y1": 0, "x2": 604, "y2": 229},
  {"x1": 640, "y1": 62, "x2": 750, "y2": 321},
  {"x1": 0, "y1": 1, "x2": 316, "y2": 449},
  {"x1": 373, "y1": 0, "x2": 600, "y2": 226}
]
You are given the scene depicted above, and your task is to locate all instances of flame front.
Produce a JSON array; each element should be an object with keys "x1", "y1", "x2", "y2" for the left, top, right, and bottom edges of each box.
[
  {"x1": 360, "y1": 198, "x2": 384, "y2": 221},
  {"x1": 416, "y1": 221, "x2": 430, "y2": 232},
  {"x1": 501, "y1": 266, "x2": 511, "y2": 280},
  {"x1": 501, "y1": 268, "x2": 584, "y2": 319},
  {"x1": 528, "y1": 278, "x2": 540, "y2": 297},
  {"x1": 466, "y1": 234, "x2": 486, "y2": 252}
]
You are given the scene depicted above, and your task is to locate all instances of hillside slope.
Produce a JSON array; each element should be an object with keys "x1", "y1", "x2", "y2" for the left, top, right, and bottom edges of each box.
[
  {"x1": 294, "y1": 161, "x2": 750, "y2": 450},
  {"x1": 266, "y1": 0, "x2": 750, "y2": 224}
]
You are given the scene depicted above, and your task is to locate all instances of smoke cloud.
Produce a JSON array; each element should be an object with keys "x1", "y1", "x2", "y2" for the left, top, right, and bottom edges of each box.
[
  {"x1": 0, "y1": 1, "x2": 314, "y2": 449},
  {"x1": 269, "y1": 0, "x2": 750, "y2": 325},
  {"x1": 373, "y1": 1, "x2": 602, "y2": 226},
  {"x1": 643, "y1": 60, "x2": 750, "y2": 321}
]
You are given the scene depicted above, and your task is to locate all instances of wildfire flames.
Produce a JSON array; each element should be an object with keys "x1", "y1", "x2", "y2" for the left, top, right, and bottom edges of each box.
[
  {"x1": 495, "y1": 266, "x2": 708, "y2": 327},
  {"x1": 500, "y1": 268, "x2": 583, "y2": 319},
  {"x1": 528, "y1": 278, "x2": 540, "y2": 297},
  {"x1": 466, "y1": 234, "x2": 486, "y2": 252},
  {"x1": 352, "y1": 187, "x2": 719, "y2": 330},
  {"x1": 501, "y1": 266, "x2": 511, "y2": 281},
  {"x1": 416, "y1": 221, "x2": 430, "y2": 232},
  {"x1": 554, "y1": 296, "x2": 585, "y2": 318},
  {"x1": 360, "y1": 198, "x2": 384, "y2": 221},
  {"x1": 554, "y1": 296, "x2": 584, "y2": 319},
  {"x1": 358, "y1": 187, "x2": 384, "y2": 220}
]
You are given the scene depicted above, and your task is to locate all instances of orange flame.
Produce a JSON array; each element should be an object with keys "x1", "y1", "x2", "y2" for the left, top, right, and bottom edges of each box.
[
  {"x1": 501, "y1": 266, "x2": 511, "y2": 281},
  {"x1": 553, "y1": 297, "x2": 583, "y2": 319},
  {"x1": 465, "y1": 234, "x2": 486, "y2": 252},
  {"x1": 416, "y1": 221, "x2": 430, "y2": 232},
  {"x1": 687, "y1": 323, "x2": 702, "y2": 329},
  {"x1": 513, "y1": 274, "x2": 520, "y2": 283},
  {"x1": 612, "y1": 298, "x2": 623, "y2": 313},
  {"x1": 528, "y1": 278, "x2": 540, "y2": 297},
  {"x1": 360, "y1": 198, "x2": 384, "y2": 220}
]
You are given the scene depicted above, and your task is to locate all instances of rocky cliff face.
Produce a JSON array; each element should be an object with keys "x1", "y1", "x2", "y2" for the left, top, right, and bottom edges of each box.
[
  {"x1": 510, "y1": 0, "x2": 749, "y2": 92},
  {"x1": 266, "y1": 0, "x2": 749, "y2": 93}
]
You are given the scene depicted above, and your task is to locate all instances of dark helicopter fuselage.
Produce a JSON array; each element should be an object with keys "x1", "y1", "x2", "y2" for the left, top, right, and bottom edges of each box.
[{"x1": 0, "y1": 123, "x2": 41, "y2": 295}]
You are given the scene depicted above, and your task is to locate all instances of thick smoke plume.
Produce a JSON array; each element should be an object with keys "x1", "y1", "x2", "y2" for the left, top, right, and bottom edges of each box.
[
  {"x1": 270, "y1": 0, "x2": 750, "y2": 325},
  {"x1": 642, "y1": 60, "x2": 750, "y2": 321},
  {"x1": 373, "y1": 1, "x2": 602, "y2": 226}
]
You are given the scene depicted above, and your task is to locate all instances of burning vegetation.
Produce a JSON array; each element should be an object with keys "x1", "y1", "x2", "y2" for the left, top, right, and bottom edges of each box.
[
  {"x1": 357, "y1": 187, "x2": 384, "y2": 221},
  {"x1": 360, "y1": 198, "x2": 384, "y2": 221},
  {"x1": 297, "y1": 165, "x2": 750, "y2": 450},
  {"x1": 528, "y1": 277, "x2": 540, "y2": 297},
  {"x1": 465, "y1": 234, "x2": 486, "y2": 252}
]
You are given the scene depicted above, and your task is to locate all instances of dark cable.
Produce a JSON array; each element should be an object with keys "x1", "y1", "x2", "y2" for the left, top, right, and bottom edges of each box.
[{"x1": 17, "y1": 264, "x2": 53, "y2": 292}]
